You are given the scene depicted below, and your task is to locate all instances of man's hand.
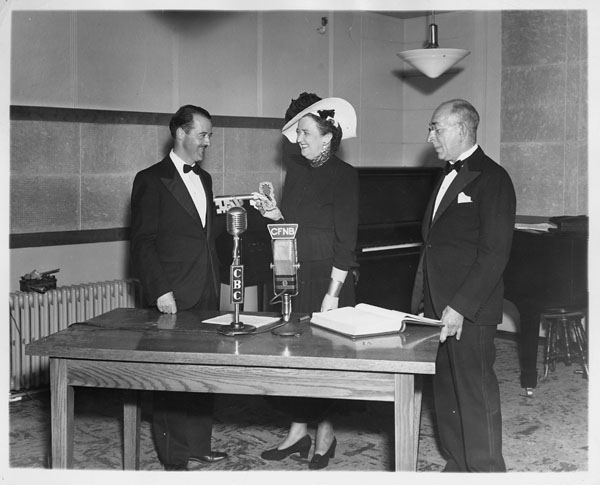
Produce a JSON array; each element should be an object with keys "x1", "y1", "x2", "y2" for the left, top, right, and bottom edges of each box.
[
  {"x1": 439, "y1": 305, "x2": 464, "y2": 343},
  {"x1": 156, "y1": 292, "x2": 177, "y2": 314}
]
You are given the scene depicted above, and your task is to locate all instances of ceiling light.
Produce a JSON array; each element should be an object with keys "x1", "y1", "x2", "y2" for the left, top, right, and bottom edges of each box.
[{"x1": 396, "y1": 12, "x2": 470, "y2": 79}]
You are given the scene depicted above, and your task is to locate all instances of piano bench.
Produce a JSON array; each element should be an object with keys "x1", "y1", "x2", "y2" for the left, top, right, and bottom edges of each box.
[{"x1": 541, "y1": 307, "x2": 588, "y2": 380}]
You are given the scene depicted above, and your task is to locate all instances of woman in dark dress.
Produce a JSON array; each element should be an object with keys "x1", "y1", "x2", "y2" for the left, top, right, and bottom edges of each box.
[{"x1": 252, "y1": 95, "x2": 359, "y2": 470}]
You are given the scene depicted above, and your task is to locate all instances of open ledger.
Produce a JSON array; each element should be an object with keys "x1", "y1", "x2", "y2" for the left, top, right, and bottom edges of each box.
[{"x1": 310, "y1": 303, "x2": 442, "y2": 339}]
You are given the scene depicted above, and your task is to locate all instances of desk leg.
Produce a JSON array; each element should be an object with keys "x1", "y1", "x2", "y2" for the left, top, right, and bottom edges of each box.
[
  {"x1": 50, "y1": 358, "x2": 74, "y2": 469},
  {"x1": 123, "y1": 390, "x2": 141, "y2": 470},
  {"x1": 394, "y1": 373, "x2": 417, "y2": 471}
]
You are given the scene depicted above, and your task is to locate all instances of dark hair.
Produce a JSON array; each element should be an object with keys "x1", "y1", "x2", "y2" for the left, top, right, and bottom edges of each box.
[
  {"x1": 285, "y1": 92, "x2": 322, "y2": 122},
  {"x1": 169, "y1": 105, "x2": 212, "y2": 138},
  {"x1": 305, "y1": 113, "x2": 343, "y2": 154}
]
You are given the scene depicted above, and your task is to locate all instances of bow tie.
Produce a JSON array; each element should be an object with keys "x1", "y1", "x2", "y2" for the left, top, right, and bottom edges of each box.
[
  {"x1": 444, "y1": 160, "x2": 463, "y2": 175},
  {"x1": 183, "y1": 163, "x2": 201, "y2": 175}
]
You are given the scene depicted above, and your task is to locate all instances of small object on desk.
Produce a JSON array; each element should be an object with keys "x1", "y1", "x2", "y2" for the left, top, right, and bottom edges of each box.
[
  {"x1": 272, "y1": 327, "x2": 302, "y2": 337},
  {"x1": 297, "y1": 315, "x2": 311, "y2": 323}
]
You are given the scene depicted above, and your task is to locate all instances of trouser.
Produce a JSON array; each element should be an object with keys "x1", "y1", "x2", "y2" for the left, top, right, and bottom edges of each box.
[
  {"x1": 152, "y1": 391, "x2": 215, "y2": 466},
  {"x1": 433, "y1": 323, "x2": 506, "y2": 472}
]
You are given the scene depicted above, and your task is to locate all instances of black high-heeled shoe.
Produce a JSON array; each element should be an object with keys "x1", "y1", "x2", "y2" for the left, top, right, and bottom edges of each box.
[
  {"x1": 308, "y1": 437, "x2": 336, "y2": 470},
  {"x1": 261, "y1": 434, "x2": 312, "y2": 461}
]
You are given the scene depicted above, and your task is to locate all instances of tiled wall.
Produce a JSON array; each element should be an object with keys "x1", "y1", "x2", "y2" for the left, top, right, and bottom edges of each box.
[
  {"x1": 500, "y1": 10, "x2": 588, "y2": 216},
  {"x1": 10, "y1": 114, "x2": 284, "y2": 234}
]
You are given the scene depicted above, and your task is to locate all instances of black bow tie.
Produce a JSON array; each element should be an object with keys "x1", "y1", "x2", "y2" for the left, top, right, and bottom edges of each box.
[
  {"x1": 183, "y1": 163, "x2": 201, "y2": 175},
  {"x1": 444, "y1": 160, "x2": 463, "y2": 175}
]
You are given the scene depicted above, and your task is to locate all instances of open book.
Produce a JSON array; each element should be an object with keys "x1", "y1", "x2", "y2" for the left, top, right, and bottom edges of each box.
[{"x1": 310, "y1": 303, "x2": 442, "y2": 339}]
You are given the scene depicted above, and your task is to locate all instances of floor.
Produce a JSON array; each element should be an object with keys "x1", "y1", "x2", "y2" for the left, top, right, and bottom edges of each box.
[{"x1": 5, "y1": 335, "x2": 590, "y2": 481}]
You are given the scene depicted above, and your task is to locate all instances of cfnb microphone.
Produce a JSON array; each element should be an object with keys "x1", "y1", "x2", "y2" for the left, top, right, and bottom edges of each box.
[{"x1": 268, "y1": 223, "x2": 300, "y2": 322}]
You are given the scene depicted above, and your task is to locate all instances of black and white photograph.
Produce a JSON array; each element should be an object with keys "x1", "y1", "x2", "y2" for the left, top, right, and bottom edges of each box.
[{"x1": 2, "y1": 1, "x2": 597, "y2": 484}]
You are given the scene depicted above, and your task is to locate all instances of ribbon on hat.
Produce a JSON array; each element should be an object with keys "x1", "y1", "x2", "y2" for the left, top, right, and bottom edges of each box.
[{"x1": 316, "y1": 109, "x2": 339, "y2": 128}]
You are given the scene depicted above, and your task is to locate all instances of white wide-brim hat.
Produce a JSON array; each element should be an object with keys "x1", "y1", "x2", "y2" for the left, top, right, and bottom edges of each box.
[{"x1": 281, "y1": 97, "x2": 357, "y2": 143}]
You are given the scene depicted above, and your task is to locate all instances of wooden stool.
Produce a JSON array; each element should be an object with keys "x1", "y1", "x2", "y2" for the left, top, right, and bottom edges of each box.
[{"x1": 541, "y1": 307, "x2": 588, "y2": 379}]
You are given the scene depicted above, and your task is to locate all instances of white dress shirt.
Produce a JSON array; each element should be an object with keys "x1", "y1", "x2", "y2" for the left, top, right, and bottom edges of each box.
[
  {"x1": 170, "y1": 150, "x2": 207, "y2": 226},
  {"x1": 432, "y1": 144, "x2": 478, "y2": 220}
]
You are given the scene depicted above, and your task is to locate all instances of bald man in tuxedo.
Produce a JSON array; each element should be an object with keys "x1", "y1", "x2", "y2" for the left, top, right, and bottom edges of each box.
[{"x1": 411, "y1": 99, "x2": 516, "y2": 472}]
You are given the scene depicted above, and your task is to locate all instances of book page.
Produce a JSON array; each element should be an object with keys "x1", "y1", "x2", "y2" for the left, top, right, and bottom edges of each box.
[
  {"x1": 356, "y1": 303, "x2": 442, "y2": 326},
  {"x1": 310, "y1": 306, "x2": 405, "y2": 337}
]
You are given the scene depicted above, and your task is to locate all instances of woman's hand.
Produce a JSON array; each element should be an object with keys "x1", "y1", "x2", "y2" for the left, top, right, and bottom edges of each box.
[
  {"x1": 250, "y1": 192, "x2": 283, "y2": 220},
  {"x1": 320, "y1": 293, "x2": 339, "y2": 312}
]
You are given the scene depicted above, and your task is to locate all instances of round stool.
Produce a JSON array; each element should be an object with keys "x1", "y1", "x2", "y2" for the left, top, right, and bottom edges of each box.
[{"x1": 541, "y1": 307, "x2": 588, "y2": 379}]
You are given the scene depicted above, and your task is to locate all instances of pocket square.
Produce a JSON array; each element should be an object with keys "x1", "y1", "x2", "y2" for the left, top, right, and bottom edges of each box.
[{"x1": 458, "y1": 192, "x2": 472, "y2": 203}]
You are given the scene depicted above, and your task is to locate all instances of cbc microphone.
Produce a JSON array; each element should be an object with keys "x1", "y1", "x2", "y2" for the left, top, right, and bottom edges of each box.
[
  {"x1": 218, "y1": 206, "x2": 256, "y2": 336},
  {"x1": 226, "y1": 206, "x2": 248, "y2": 237}
]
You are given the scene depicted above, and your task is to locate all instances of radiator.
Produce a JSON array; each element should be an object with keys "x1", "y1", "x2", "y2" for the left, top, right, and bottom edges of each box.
[{"x1": 9, "y1": 279, "x2": 141, "y2": 392}]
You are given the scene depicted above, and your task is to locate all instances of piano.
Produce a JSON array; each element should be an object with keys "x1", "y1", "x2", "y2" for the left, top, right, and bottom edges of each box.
[
  {"x1": 504, "y1": 225, "x2": 588, "y2": 390},
  {"x1": 354, "y1": 167, "x2": 441, "y2": 312}
]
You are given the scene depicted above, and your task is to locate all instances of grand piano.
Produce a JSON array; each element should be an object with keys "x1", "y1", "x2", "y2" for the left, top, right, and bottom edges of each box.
[{"x1": 504, "y1": 223, "x2": 588, "y2": 390}]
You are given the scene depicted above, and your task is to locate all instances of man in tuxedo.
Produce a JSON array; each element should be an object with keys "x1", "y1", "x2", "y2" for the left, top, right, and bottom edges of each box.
[
  {"x1": 411, "y1": 99, "x2": 516, "y2": 472},
  {"x1": 130, "y1": 104, "x2": 228, "y2": 470}
]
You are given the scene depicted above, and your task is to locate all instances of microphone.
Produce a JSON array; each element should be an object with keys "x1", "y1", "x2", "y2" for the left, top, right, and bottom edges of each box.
[
  {"x1": 226, "y1": 206, "x2": 248, "y2": 237},
  {"x1": 218, "y1": 206, "x2": 256, "y2": 336},
  {"x1": 268, "y1": 224, "x2": 300, "y2": 323}
]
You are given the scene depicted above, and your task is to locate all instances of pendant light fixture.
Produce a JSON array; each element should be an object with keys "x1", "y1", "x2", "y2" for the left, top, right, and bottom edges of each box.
[{"x1": 396, "y1": 11, "x2": 470, "y2": 79}]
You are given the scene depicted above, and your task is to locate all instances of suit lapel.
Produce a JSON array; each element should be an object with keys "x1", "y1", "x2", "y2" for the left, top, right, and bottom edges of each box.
[
  {"x1": 159, "y1": 157, "x2": 204, "y2": 228},
  {"x1": 422, "y1": 175, "x2": 442, "y2": 240},
  {"x1": 430, "y1": 169, "x2": 478, "y2": 227}
]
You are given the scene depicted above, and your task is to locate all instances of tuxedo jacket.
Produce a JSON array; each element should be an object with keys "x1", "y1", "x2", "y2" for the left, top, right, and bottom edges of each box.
[
  {"x1": 130, "y1": 155, "x2": 221, "y2": 310},
  {"x1": 411, "y1": 147, "x2": 516, "y2": 324}
]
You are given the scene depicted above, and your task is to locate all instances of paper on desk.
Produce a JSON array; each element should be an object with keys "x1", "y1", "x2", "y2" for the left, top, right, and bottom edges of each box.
[
  {"x1": 514, "y1": 222, "x2": 557, "y2": 232},
  {"x1": 202, "y1": 313, "x2": 281, "y2": 328}
]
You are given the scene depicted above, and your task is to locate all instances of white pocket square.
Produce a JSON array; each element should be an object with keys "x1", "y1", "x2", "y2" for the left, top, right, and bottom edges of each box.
[{"x1": 458, "y1": 192, "x2": 472, "y2": 203}]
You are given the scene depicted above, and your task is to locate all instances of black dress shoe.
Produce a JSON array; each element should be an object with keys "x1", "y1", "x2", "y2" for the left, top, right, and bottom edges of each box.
[
  {"x1": 163, "y1": 462, "x2": 188, "y2": 471},
  {"x1": 261, "y1": 434, "x2": 312, "y2": 461},
  {"x1": 189, "y1": 451, "x2": 228, "y2": 463},
  {"x1": 308, "y1": 437, "x2": 336, "y2": 470}
]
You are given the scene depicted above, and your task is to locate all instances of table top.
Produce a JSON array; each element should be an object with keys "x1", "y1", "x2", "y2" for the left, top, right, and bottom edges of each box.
[{"x1": 26, "y1": 308, "x2": 440, "y2": 374}]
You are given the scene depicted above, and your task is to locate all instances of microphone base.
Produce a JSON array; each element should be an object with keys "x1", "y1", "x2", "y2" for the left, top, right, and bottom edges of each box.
[{"x1": 217, "y1": 323, "x2": 257, "y2": 336}]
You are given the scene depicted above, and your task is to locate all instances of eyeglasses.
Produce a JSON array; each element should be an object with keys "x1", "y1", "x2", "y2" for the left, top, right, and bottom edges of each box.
[{"x1": 427, "y1": 123, "x2": 457, "y2": 136}]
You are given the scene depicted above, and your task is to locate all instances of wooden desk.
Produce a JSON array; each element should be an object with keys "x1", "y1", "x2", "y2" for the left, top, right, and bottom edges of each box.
[{"x1": 26, "y1": 308, "x2": 440, "y2": 471}]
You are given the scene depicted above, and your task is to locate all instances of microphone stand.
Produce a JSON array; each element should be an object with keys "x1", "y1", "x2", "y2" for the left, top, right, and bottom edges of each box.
[{"x1": 218, "y1": 208, "x2": 256, "y2": 336}]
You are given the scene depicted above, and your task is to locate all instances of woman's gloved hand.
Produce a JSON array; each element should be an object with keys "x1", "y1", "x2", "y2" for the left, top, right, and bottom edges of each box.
[
  {"x1": 320, "y1": 293, "x2": 339, "y2": 312},
  {"x1": 250, "y1": 192, "x2": 283, "y2": 221}
]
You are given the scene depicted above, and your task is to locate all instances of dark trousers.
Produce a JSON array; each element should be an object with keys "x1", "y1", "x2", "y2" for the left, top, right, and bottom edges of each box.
[
  {"x1": 152, "y1": 391, "x2": 214, "y2": 466},
  {"x1": 433, "y1": 323, "x2": 506, "y2": 472},
  {"x1": 152, "y1": 290, "x2": 219, "y2": 467}
]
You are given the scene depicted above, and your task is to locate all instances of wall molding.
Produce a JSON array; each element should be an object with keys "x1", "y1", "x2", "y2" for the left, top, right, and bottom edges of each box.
[
  {"x1": 10, "y1": 105, "x2": 284, "y2": 129},
  {"x1": 10, "y1": 228, "x2": 130, "y2": 249}
]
